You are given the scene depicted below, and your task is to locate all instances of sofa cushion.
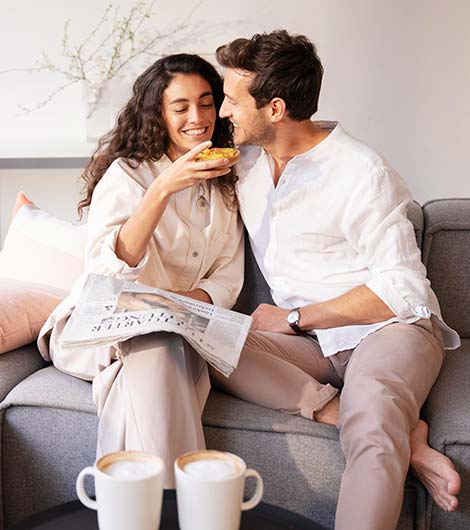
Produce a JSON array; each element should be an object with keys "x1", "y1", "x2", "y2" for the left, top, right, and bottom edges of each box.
[
  {"x1": 422, "y1": 199, "x2": 470, "y2": 338},
  {"x1": 422, "y1": 339, "x2": 470, "y2": 530},
  {"x1": 407, "y1": 200, "x2": 424, "y2": 249},
  {"x1": 1, "y1": 364, "x2": 424, "y2": 530},
  {"x1": 0, "y1": 343, "x2": 47, "y2": 402},
  {"x1": 2, "y1": 366, "x2": 95, "y2": 414},
  {"x1": 2, "y1": 366, "x2": 340, "y2": 442},
  {"x1": 0, "y1": 406, "x2": 98, "y2": 529},
  {"x1": 232, "y1": 231, "x2": 274, "y2": 315}
]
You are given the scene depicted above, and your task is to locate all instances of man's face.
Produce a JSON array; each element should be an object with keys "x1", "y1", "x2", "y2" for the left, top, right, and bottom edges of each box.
[{"x1": 219, "y1": 69, "x2": 274, "y2": 146}]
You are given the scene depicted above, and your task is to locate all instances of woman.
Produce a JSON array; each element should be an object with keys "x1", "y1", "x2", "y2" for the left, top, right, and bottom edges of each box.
[{"x1": 39, "y1": 54, "x2": 244, "y2": 487}]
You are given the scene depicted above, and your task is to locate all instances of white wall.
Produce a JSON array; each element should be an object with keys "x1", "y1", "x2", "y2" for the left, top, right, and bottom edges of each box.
[
  {"x1": 0, "y1": 169, "x2": 83, "y2": 240},
  {"x1": 1, "y1": 0, "x2": 469, "y2": 243}
]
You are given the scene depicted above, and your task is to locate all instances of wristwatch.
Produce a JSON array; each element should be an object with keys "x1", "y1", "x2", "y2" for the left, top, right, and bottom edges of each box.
[{"x1": 286, "y1": 307, "x2": 302, "y2": 334}]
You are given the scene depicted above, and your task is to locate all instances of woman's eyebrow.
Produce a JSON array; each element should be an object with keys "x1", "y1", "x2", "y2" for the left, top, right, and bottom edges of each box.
[
  {"x1": 199, "y1": 91, "x2": 213, "y2": 99},
  {"x1": 169, "y1": 91, "x2": 213, "y2": 105}
]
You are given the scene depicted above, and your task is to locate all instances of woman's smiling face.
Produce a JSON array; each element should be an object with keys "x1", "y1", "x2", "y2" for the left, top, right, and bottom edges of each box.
[{"x1": 162, "y1": 73, "x2": 216, "y2": 160}]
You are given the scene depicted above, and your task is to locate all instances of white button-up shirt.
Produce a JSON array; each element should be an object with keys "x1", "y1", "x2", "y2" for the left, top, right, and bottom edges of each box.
[{"x1": 236, "y1": 122, "x2": 459, "y2": 356}]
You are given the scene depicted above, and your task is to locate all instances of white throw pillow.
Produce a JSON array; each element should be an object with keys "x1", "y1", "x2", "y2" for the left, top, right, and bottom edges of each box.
[{"x1": 0, "y1": 203, "x2": 86, "y2": 291}]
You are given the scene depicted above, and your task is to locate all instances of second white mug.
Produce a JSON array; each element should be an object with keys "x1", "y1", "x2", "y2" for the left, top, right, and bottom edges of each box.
[{"x1": 175, "y1": 449, "x2": 264, "y2": 530}]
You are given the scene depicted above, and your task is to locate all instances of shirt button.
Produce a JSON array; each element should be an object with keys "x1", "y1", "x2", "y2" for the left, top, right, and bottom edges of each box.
[
  {"x1": 192, "y1": 251, "x2": 199, "y2": 258},
  {"x1": 415, "y1": 305, "x2": 431, "y2": 318}
]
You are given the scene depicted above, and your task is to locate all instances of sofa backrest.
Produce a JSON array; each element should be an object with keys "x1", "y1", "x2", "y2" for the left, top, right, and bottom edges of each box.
[
  {"x1": 234, "y1": 200, "x2": 425, "y2": 316},
  {"x1": 423, "y1": 199, "x2": 470, "y2": 338},
  {"x1": 233, "y1": 237, "x2": 274, "y2": 314}
]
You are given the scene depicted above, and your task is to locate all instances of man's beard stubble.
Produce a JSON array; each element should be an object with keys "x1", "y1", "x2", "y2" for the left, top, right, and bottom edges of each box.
[{"x1": 236, "y1": 113, "x2": 275, "y2": 147}]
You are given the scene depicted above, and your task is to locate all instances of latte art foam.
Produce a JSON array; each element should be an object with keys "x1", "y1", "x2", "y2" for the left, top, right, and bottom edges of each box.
[
  {"x1": 103, "y1": 460, "x2": 160, "y2": 480},
  {"x1": 183, "y1": 459, "x2": 239, "y2": 481}
]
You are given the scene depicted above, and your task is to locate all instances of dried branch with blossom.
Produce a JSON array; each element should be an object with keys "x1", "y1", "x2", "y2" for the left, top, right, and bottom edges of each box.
[{"x1": 1, "y1": 0, "x2": 205, "y2": 116}]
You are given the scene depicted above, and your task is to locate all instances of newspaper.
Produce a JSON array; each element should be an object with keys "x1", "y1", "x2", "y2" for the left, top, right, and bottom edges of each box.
[{"x1": 59, "y1": 273, "x2": 253, "y2": 377}]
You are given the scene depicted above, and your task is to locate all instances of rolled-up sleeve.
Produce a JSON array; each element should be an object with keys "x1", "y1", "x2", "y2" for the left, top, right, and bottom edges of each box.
[
  {"x1": 85, "y1": 162, "x2": 149, "y2": 281},
  {"x1": 343, "y1": 167, "x2": 431, "y2": 321},
  {"x1": 197, "y1": 213, "x2": 245, "y2": 309}
]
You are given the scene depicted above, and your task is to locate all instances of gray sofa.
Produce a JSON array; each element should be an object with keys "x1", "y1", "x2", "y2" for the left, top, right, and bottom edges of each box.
[{"x1": 0, "y1": 198, "x2": 469, "y2": 530}]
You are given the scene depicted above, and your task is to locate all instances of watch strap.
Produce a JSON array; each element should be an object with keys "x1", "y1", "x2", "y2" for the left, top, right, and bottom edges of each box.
[{"x1": 289, "y1": 321, "x2": 303, "y2": 335}]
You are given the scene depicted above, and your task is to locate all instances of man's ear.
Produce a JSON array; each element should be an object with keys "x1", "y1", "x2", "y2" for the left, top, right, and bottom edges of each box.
[{"x1": 269, "y1": 98, "x2": 287, "y2": 122}]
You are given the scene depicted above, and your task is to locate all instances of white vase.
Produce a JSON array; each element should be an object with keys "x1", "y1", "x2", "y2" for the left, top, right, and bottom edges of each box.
[{"x1": 82, "y1": 77, "x2": 132, "y2": 143}]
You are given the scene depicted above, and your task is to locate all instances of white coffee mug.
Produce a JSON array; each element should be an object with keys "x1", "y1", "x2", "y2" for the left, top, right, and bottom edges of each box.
[
  {"x1": 76, "y1": 450, "x2": 164, "y2": 530},
  {"x1": 175, "y1": 450, "x2": 264, "y2": 530}
]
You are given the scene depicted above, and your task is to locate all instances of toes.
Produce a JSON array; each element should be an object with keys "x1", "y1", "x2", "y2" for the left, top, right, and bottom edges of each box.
[
  {"x1": 434, "y1": 493, "x2": 458, "y2": 512},
  {"x1": 434, "y1": 494, "x2": 452, "y2": 512},
  {"x1": 447, "y1": 475, "x2": 462, "y2": 496}
]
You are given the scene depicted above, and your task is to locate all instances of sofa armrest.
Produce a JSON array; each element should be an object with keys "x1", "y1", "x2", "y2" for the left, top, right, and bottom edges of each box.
[
  {"x1": 0, "y1": 343, "x2": 48, "y2": 402},
  {"x1": 422, "y1": 199, "x2": 470, "y2": 338},
  {"x1": 422, "y1": 340, "x2": 470, "y2": 530},
  {"x1": 421, "y1": 340, "x2": 470, "y2": 450}
]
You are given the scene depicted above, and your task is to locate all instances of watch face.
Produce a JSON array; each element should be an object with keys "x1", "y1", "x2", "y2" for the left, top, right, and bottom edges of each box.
[{"x1": 287, "y1": 309, "x2": 300, "y2": 324}]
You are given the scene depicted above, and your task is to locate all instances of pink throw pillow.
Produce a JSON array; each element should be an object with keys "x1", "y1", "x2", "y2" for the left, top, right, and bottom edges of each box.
[
  {"x1": 10, "y1": 191, "x2": 33, "y2": 221},
  {"x1": 0, "y1": 279, "x2": 65, "y2": 354},
  {"x1": 0, "y1": 191, "x2": 86, "y2": 353}
]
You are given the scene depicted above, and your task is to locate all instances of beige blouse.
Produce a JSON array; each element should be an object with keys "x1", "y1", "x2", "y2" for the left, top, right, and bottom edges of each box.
[
  {"x1": 38, "y1": 155, "x2": 244, "y2": 364},
  {"x1": 86, "y1": 156, "x2": 244, "y2": 307}
]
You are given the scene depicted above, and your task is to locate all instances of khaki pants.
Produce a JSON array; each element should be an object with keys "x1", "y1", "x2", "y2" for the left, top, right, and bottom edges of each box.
[{"x1": 210, "y1": 318, "x2": 445, "y2": 530}]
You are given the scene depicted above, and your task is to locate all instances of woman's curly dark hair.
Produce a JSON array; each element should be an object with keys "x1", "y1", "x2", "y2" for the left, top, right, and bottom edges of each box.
[{"x1": 78, "y1": 54, "x2": 237, "y2": 219}]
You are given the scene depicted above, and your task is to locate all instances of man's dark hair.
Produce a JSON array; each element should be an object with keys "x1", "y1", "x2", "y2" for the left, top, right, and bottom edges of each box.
[{"x1": 216, "y1": 30, "x2": 323, "y2": 121}]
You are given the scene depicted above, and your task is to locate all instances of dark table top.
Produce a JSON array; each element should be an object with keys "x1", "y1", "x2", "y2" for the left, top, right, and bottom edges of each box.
[{"x1": 7, "y1": 490, "x2": 326, "y2": 530}]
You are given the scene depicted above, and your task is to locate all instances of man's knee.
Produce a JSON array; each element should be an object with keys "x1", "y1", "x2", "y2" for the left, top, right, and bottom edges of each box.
[{"x1": 338, "y1": 378, "x2": 418, "y2": 455}]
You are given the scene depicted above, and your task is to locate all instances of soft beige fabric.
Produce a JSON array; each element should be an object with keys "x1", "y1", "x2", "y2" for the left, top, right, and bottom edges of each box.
[
  {"x1": 0, "y1": 203, "x2": 86, "y2": 292},
  {"x1": 39, "y1": 156, "x2": 244, "y2": 362},
  {"x1": 0, "y1": 279, "x2": 65, "y2": 354},
  {"x1": 37, "y1": 157, "x2": 243, "y2": 480},
  {"x1": 93, "y1": 333, "x2": 209, "y2": 487},
  {"x1": 84, "y1": 157, "x2": 244, "y2": 307}
]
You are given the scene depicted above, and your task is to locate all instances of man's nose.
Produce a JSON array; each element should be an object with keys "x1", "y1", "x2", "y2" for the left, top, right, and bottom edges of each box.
[{"x1": 219, "y1": 98, "x2": 229, "y2": 118}]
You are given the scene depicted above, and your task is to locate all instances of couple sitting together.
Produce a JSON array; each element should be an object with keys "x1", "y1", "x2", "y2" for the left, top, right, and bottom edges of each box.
[{"x1": 39, "y1": 30, "x2": 461, "y2": 530}]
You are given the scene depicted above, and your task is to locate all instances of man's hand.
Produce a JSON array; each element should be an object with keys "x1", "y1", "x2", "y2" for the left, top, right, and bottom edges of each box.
[{"x1": 251, "y1": 303, "x2": 294, "y2": 334}]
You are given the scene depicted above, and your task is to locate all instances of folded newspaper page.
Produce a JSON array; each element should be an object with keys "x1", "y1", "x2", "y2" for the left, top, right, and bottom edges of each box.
[{"x1": 59, "y1": 273, "x2": 252, "y2": 377}]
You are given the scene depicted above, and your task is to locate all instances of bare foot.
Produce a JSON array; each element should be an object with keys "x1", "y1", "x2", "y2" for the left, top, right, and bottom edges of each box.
[
  {"x1": 410, "y1": 419, "x2": 461, "y2": 512},
  {"x1": 314, "y1": 396, "x2": 339, "y2": 426}
]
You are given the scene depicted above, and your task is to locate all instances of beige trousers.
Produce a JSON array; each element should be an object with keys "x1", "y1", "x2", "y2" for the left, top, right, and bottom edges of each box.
[
  {"x1": 97, "y1": 333, "x2": 212, "y2": 488},
  {"x1": 51, "y1": 331, "x2": 210, "y2": 488},
  {"x1": 210, "y1": 318, "x2": 445, "y2": 530}
]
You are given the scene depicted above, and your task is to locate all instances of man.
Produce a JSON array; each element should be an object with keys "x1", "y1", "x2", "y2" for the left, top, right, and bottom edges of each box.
[{"x1": 211, "y1": 30, "x2": 461, "y2": 530}]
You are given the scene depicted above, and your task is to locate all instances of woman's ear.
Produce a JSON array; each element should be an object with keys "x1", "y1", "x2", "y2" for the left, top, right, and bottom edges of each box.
[{"x1": 269, "y1": 98, "x2": 287, "y2": 123}]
